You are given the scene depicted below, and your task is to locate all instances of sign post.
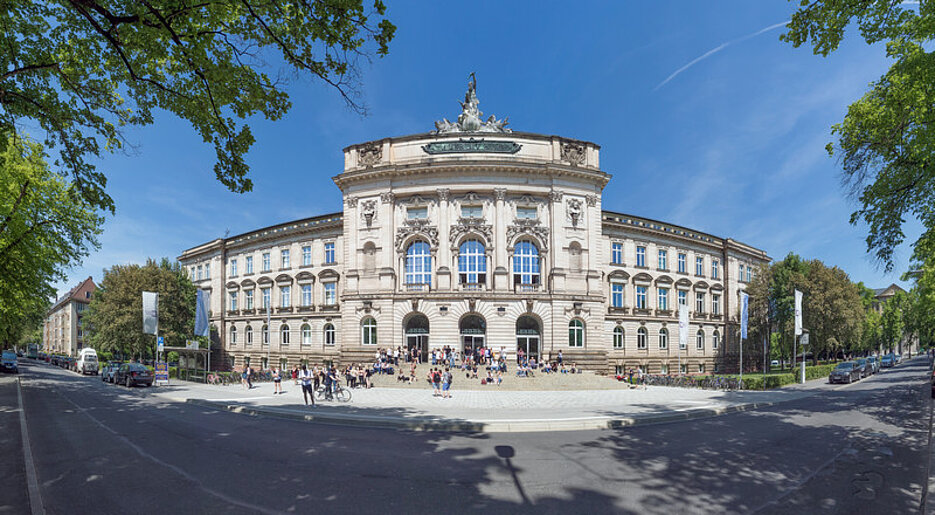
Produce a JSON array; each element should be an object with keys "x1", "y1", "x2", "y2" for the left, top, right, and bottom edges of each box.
[
  {"x1": 794, "y1": 289, "x2": 804, "y2": 384},
  {"x1": 740, "y1": 292, "x2": 749, "y2": 388},
  {"x1": 800, "y1": 332, "x2": 809, "y2": 384},
  {"x1": 678, "y1": 304, "x2": 688, "y2": 375}
]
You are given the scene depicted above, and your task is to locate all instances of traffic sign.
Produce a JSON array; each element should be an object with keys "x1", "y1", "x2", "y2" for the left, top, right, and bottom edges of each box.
[
  {"x1": 157, "y1": 336, "x2": 164, "y2": 352},
  {"x1": 800, "y1": 333, "x2": 809, "y2": 346}
]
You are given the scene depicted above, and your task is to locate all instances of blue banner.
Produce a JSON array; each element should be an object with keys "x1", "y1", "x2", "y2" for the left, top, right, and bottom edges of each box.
[
  {"x1": 740, "y1": 292, "x2": 749, "y2": 340},
  {"x1": 194, "y1": 289, "x2": 210, "y2": 337}
]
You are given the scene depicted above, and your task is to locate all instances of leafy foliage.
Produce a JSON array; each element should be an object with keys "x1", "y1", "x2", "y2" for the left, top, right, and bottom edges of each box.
[{"x1": 0, "y1": 1, "x2": 395, "y2": 212}]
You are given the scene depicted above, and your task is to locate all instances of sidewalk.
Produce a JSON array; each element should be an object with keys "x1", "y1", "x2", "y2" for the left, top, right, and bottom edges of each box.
[{"x1": 149, "y1": 375, "x2": 840, "y2": 433}]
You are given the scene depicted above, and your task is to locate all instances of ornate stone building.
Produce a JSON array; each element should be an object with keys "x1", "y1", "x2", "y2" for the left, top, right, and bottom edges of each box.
[{"x1": 179, "y1": 78, "x2": 769, "y2": 374}]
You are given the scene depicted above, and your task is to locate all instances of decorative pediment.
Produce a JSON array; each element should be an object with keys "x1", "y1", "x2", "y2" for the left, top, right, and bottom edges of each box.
[
  {"x1": 240, "y1": 278, "x2": 256, "y2": 288},
  {"x1": 318, "y1": 268, "x2": 340, "y2": 280},
  {"x1": 632, "y1": 272, "x2": 653, "y2": 284},
  {"x1": 506, "y1": 219, "x2": 549, "y2": 252},
  {"x1": 608, "y1": 269, "x2": 630, "y2": 281},
  {"x1": 396, "y1": 219, "x2": 439, "y2": 251},
  {"x1": 655, "y1": 275, "x2": 674, "y2": 285},
  {"x1": 450, "y1": 217, "x2": 493, "y2": 247},
  {"x1": 675, "y1": 278, "x2": 692, "y2": 289},
  {"x1": 256, "y1": 276, "x2": 273, "y2": 285},
  {"x1": 460, "y1": 191, "x2": 482, "y2": 203},
  {"x1": 710, "y1": 283, "x2": 725, "y2": 292},
  {"x1": 515, "y1": 194, "x2": 539, "y2": 206},
  {"x1": 404, "y1": 194, "x2": 431, "y2": 206},
  {"x1": 295, "y1": 271, "x2": 316, "y2": 284},
  {"x1": 226, "y1": 281, "x2": 240, "y2": 289},
  {"x1": 694, "y1": 280, "x2": 709, "y2": 290},
  {"x1": 275, "y1": 274, "x2": 293, "y2": 284}
]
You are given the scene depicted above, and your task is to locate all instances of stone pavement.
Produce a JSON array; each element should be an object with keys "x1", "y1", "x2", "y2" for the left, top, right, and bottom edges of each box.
[{"x1": 149, "y1": 373, "x2": 849, "y2": 433}]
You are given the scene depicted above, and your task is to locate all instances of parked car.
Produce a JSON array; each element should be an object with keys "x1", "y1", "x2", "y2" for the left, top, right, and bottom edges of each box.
[
  {"x1": 770, "y1": 360, "x2": 780, "y2": 367},
  {"x1": 101, "y1": 363, "x2": 120, "y2": 383},
  {"x1": 895, "y1": 354, "x2": 902, "y2": 364},
  {"x1": 115, "y1": 363, "x2": 153, "y2": 387},
  {"x1": 830, "y1": 362, "x2": 861, "y2": 384},
  {"x1": 855, "y1": 358, "x2": 872, "y2": 378},
  {"x1": 1, "y1": 350, "x2": 18, "y2": 374},
  {"x1": 881, "y1": 354, "x2": 895, "y2": 368},
  {"x1": 867, "y1": 356, "x2": 880, "y2": 374}
]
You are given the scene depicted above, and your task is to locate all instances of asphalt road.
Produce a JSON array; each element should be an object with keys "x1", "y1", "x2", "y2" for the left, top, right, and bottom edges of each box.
[{"x1": 2, "y1": 358, "x2": 931, "y2": 514}]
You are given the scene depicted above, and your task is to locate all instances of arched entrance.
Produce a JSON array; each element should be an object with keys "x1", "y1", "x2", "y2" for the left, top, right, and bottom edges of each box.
[
  {"x1": 460, "y1": 314, "x2": 486, "y2": 356},
  {"x1": 404, "y1": 314, "x2": 429, "y2": 363},
  {"x1": 516, "y1": 315, "x2": 540, "y2": 361}
]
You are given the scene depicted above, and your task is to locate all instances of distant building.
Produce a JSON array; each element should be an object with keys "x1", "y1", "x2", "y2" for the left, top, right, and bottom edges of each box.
[
  {"x1": 42, "y1": 277, "x2": 96, "y2": 356},
  {"x1": 871, "y1": 283, "x2": 905, "y2": 314}
]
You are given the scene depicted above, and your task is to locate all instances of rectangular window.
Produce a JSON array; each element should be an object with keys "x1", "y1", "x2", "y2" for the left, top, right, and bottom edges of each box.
[
  {"x1": 658, "y1": 288, "x2": 669, "y2": 311},
  {"x1": 695, "y1": 292, "x2": 705, "y2": 313},
  {"x1": 678, "y1": 253, "x2": 686, "y2": 273},
  {"x1": 697, "y1": 333, "x2": 704, "y2": 350},
  {"x1": 302, "y1": 246, "x2": 312, "y2": 266},
  {"x1": 658, "y1": 249, "x2": 667, "y2": 270},
  {"x1": 613, "y1": 329, "x2": 623, "y2": 349},
  {"x1": 229, "y1": 292, "x2": 238, "y2": 311},
  {"x1": 611, "y1": 283, "x2": 624, "y2": 308},
  {"x1": 262, "y1": 253, "x2": 271, "y2": 272},
  {"x1": 611, "y1": 242, "x2": 623, "y2": 264},
  {"x1": 323, "y1": 282, "x2": 336, "y2": 305},
  {"x1": 204, "y1": 263, "x2": 210, "y2": 278},
  {"x1": 712, "y1": 259, "x2": 719, "y2": 279},
  {"x1": 516, "y1": 206, "x2": 537, "y2": 220},
  {"x1": 262, "y1": 288, "x2": 271, "y2": 310},
  {"x1": 230, "y1": 259, "x2": 237, "y2": 277},
  {"x1": 245, "y1": 290, "x2": 254, "y2": 310},
  {"x1": 747, "y1": 265, "x2": 753, "y2": 282},
  {"x1": 695, "y1": 257, "x2": 704, "y2": 276},
  {"x1": 636, "y1": 286, "x2": 647, "y2": 309},
  {"x1": 461, "y1": 205, "x2": 483, "y2": 218},
  {"x1": 197, "y1": 265, "x2": 203, "y2": 280},
  {"x1": 190, "y1": 267, "x2": 196, "y2": 279},
  {"x1": 678, "y1": 290, "x2": 687, "y2": 306},
  {"x1": 636, "y1": 246, "x2": 646, "y2": 267},
  {"x1": 281, "y1": 249, "x2": 290, "y2": 269},
  {"x1": 712, "y1": 294, "x2": 721, "y2": 315},
  {"x1": 280, "y1": 286, "x2": 291, "y2": 308},
  {"x1": 245, "y1": 256, "x2": 253, "y2": 274},
  {"x1": 301, "y1": 285, "x2": 312, "y2": 306},
  {"x1": 324, "y1": 242, "x2": 335, "y2": 264},
  {"x1": 698, "y1": 364, "x2": 705, "y2": 373},
  {"x1": 407, "y1": 207, "x2": 427, "y2": 219},
  {"x1": 660, "y1": 364, "x2": 669, "y2": 374}
]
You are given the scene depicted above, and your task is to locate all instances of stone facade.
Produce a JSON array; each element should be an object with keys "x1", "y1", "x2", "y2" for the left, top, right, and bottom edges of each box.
[
  {"x1": 179, "y1": 129, "x2": 769, "y2": 374},
  {"x1": 42, "y1": 277, "x2": 96, "y2": 356}
]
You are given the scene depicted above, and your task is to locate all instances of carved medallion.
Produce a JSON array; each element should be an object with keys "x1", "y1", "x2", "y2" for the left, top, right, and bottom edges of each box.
[
  {"x1": 380, "y1": 192, "x2": 395, "y2": 204},
  {"x1": 359, "y1": 142, "x2": 383, "y2": 167},
  {"x1": 560, "y1": 141, "x2": 586, "y2": 166}
]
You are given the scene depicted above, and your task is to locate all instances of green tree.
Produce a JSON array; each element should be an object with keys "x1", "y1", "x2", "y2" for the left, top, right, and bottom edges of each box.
[
  {"x1": 782, "y1": 1, "x2": 935, "y2": 272},
  {"x1": 801, "y1": 260, "x2": 864, "y2": 363},
  {"x1": 1, "y1": 1, "x2": 395, "y2": 212},
  {"x1": 0, "y1": 132, "x2": 102, "y2": 347},
  {"x1": 880, "y1": 290, "x2": 906, "y2": 353},
  {"x1": 87, "y1": 258, "x2": 197, "y2": 360}
]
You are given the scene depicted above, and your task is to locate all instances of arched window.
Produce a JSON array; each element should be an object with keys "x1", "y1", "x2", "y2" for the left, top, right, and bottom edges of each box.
[
  {"x1": 696, "y1": 330, "x2": 705, "y2": 350},
  {"x1": 262, "y1": 324, "x2": 269, "y2": 345},
  {"x1": 458, "y1": 239, "x2": 486, "y2": 285},
  {"x1": 613, "y1": 326, "x2": 624, "y2": 349},
  {"x1": 712, "y1": 330, "x2": 720, "y2": 350},
  {"x1": 569, "y1": 241, "x2": 582, "y2": 273},
  {"x1": 363, "y1": 241, "x2": 376, "y2": 273},
  {"x1": 229, "y1": 325, "x2": 237, "y2": 345},
  {"x1": 361, "y1": 317, "x2": 377, "y2": 345},
  {"x1": 324, "y1": 323, "x2": 335, "y2": 346},
  {"x1": 301, "y1": 323, "x2": 311, "y2": 345},
  {"x1": 659, "y1": 328, "x2": 668, "y2": 350},
  {"x1": 245, "y1": 325, "x2": 253, "y2": 347},
  {"x1": 637, "y1": 327, "x2": 648, "y2": 349},
  {"x1": 568, "y1": 319, "x2": 584, "y2": 347},
  {"x1": 513, "y1": 240, "x2": 540, "y2": 286},
  {"x1": 405, "y1": 241, "x2": 432, "y2": 286},
  {"x1": 280, "y1": 324, "x2": 290, "y2": 346}
]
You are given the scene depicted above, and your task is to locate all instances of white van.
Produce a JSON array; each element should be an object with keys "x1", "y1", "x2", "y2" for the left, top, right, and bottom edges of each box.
[{"x1": 76, "y1": 348, "x2": 99, "y2": 375}]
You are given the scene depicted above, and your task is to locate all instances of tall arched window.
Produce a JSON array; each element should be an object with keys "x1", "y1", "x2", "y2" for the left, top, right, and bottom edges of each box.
[
  {"x1": 513, "y1": 240, "x2": 540, "y2": 286},
  {"x1": 458, "y1": 239, "x2": 487, "y2": 285},
  {"x1": 229, "y1": 326, "x2": 237, "y2": 346},
  {"x1": 613, "y1": 326, "x2": 624, "y2": 349},
  {"x1": 637, "y1": 327, "x2": 648, "y2": 349},
  {"x1": 245, "y1": 325, "x2": 253, "y2": 347},
  {"x1": 696, "y1": 330, "x2": 705, "y2": 350},
  {"x1": 568, "y1": 319, "x2": 584, "y2": 347},
  {"x1": 405, "y1": 241, "x2": 432, "y2": 286},
  {"x1": 262, "y1": 324, "x2": 269, "y2": 345},
  {"x1": 324, "y1": 323, "x2": 335, "y2": 346},
  {"x1": 712, "y1": 330, "x2": 720, "y2": 350},
  {"x1": 280, "y1": 324, "x2": 290, "y2": 346},
  {"x1": 659, "y1": 328, "x2": 668, "y2": 350},
  {"x1": 361, "y1": 317, "x2": 377, "y2": 345},
  {"x1": 301, "y1": 323, "x2": 311, "y2": 345}
]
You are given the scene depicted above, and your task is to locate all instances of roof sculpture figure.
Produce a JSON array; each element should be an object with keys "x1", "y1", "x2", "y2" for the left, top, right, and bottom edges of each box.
[{"x1": 434, "y1": 73, "x2": 511, "y2": 134}]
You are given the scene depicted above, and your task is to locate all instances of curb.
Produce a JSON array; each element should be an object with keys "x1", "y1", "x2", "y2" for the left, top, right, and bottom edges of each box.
[{"x1": 183, "y1": 396, "x2": 792, "y2": 433}]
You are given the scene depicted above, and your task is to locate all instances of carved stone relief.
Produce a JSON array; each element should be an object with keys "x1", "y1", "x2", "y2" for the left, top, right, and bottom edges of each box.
[
  {"x1": 494, "y1": 188, "x2": 507, "y2": 202},
  {"x1": 449, "y1": 217, "x2": 493, "y2": 247},
  {"x1": 395, "y1": 218, "x2": 439, "y2": 251},
  {"x1": 345, "y1": 196, "x2": 358, "y2": 207},
  {"x1": 560, "y1": 141, "x2": 586, "y2": 166},
  {"x1": 586, "y1": 194, "x2": 599, "y2": 207},
  {"x1": 360, "y1": 200, "x2": 377, "y2": 227},
  {"x1": 506, "y1": 219, "x2": 550, "y2": 252},
  {"x1": 358, "y1": 142, "x2": 383, "y2": 167},
  {"x1": 548, "y1": 190, "x2": 564, "y2": 203},
  {"x1": 380, "y1": 192, "x2": 395, "y2": 204},
  {"x1": 436, "y1": 188, "x2": 450, "y2": 202},
  {"x1": 567, "y1": 198, "x2": 583, "y2": 227}
]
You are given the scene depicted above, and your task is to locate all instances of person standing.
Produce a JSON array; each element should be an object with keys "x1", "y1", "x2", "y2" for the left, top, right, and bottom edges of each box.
[
  {"x1": 323, "y1": 366, "x2": 334, "y2": 400},
  {"x1": 272, "y1": 367, "x2": 282, "y2": 395},
  {"x1": 441, "y1": 367, "x2": 452, "y2": 398},
  {"x1": 299, "y1": 365, "x2": 315, "y2": 407},
  {"x1": 557, "y1": 350, "x2": 563, "y2": 366}
]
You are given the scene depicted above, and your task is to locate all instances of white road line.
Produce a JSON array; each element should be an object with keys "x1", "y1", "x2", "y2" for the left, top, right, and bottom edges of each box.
[{"x1": 17, "y1": 377, "x2": 45, "y2": 515}]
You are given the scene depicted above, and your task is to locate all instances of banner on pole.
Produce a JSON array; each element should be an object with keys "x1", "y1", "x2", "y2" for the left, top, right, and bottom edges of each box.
[
  {"x1": 194, "y1": 289, "x2": 210, "y2": 337},
  {"x1": 740, "y1": 292, "x2": 749, "y2": 340},
  {"x1": 678, "y1": 304, "x2": 688, "y2": 349},
  {"x1": 794, "y1": 289, "x2": 803, "y2": 336},
  {"x1": 142, "y1": 291, "x2": 158, "y2": 335}
]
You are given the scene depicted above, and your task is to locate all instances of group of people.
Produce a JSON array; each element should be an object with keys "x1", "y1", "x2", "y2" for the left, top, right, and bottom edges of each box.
[{"x1": 426, "y1": 367, "x2": 454, "y2": 398}]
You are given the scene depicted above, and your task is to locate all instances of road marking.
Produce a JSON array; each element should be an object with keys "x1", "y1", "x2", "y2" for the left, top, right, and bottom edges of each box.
[{"x1": 17, "y1": 377, "x2": 45, "y2": 515}]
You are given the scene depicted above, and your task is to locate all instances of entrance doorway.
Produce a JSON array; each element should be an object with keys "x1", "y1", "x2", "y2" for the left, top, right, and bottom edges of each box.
[
  {"x1": 516, "y1": 315, "x2": 540, "y2": 362},
  {"x1": 405, "y1": 314, "x2": 429, "y2": 363},
  {"x1": 460, "y1": 315, "x2": 486, "y2": 357}
]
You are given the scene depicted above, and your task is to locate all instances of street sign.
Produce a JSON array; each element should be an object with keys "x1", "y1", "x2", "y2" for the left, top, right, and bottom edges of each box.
[
  {"x1": 157, "y1": 336, "x2": 164, "y2": 352},
  {"x1": 800, "y1": 333, "x2": 809, "y2": 346}
]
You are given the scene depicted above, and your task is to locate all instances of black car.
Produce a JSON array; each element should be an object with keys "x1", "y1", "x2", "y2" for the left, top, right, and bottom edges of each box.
[
  {"x1": 829, "y1": 362, "x2": 860, "y2": 384},
  {"x1": 114, "y1": 363, "x2": 153, "y2": 387},
  {"x1": 855, "y1": 358, "x2": 872, "y2": 379}
]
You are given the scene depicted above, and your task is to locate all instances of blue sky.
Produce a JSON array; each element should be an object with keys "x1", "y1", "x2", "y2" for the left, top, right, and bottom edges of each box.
[{"x1": 53, "y1": 0, "x2": 922, "y2": 297}]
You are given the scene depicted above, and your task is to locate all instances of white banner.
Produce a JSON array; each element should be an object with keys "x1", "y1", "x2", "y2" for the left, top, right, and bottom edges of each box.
[
  {"x1": 678, "y1": 304, "x2": 688, "y2": 349},
  {"x1": 794, "y1": 289, "x2": 803, "y2": 336},
  {"x1": 740, "y1": 292, "x2": 749, "y2": 340},
  {"x1": 142, "y1": 291, "x2": 159, "y2": 335}
]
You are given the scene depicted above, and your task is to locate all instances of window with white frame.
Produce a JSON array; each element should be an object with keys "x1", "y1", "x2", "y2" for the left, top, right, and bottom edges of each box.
[
  {"x1": 637, "y1": 327, "x2": 647, "y2": 349},
  {"x1": 713, "y1": 330, "x2": 720, "y2": 350},
  {"x1": 405, "y1": 241, "x2": 432, "y2": 285},
  {"x1": 361, "y1": 317, "x2": 377, "y2": 345},
  {"x1": 301, "y1": 284, "x2": 312, "y2": 307},
  {"x1": 568, "y1": 319, "x2": 584, "y2": 347},
  {"x1": 661, "y1": 364, "x2": 669, "y2": 374},
  {"x1": 747, "y1": 265, "x2": 753, "y2": 282},
  {"x1": 245, "y1": 256, "x2": 253, "y2": 274},
  {"x1": 302, "y1": 246, "x2": 312, "y2": 266},
  {"x1": 262, "y1": 324, "x2": 269, "y2": 345},
  {"x1": 636, "y1": 286, "x2": 647, "y2": 309},
  {"x1": 407, "y1": 207, "x2": 427, "y2": 220},
  {"x1": 325, "y1": 242, "x2": 335, "y2": 264},
  {"x1": 611, "y1": 282, "x2": 624, "y2": 308},
  {"x1": 658, "y1": 249, "x2": 667, "y2": 270},
  {"x1": 696, "y1": 330, "x2": 705, "y2": 350},
  {"x1": 280, "y1": 324, "x2": 290, "y2": 346},
  {"x1": 695, "y1": 257, "x2": 704, "y2": 276},
  {"x1": 280, "y1": 285, "x2": 291, "y2": 308},
  {"x1": 262, "y1": 288, "x2": 271, "y2": 310},
  {"x1": 613, "y1": 326, "x2": 624, "y2": 349},
  {"x1": 229, "y1": 292, "x2": 238, "y2": 311},
  {"x1": 712, "y1": 259, "x2": 719, "y2": 279},
  {"x1": 229, "y1": 325, "x2": 237, "y2": 345},
  {"x1": 658, "y1": 287, "x2": 669, "y2": 310},
  {"x1": 205, "y1": 263, "x2": 210, "y2": 278},
  {"x1": 197, "y1": 265, "x2": 203, "y2": 280},
  {"x1": 323, "y1": 282, "x2": 336, "y2": 305},
  {"x1": 281, "y1": 249, "x2": 290, "y2": 269},
  {"x1": 678, "y1": 290, "x2": 687, "y2": 306},
  {"x1": 695, "y1": 292, "x2": 705, "y2": 313},
  {"x1": 712, "y1": 294, "x2": 721, "y2": 315},
  {"x1": 680, "y1": 363, "x2": 688, "y2": 374},
  {"x1": 324, "y1": 323, "x2": 335, "y2": 345},
  {"x1": 516, "y1": 206, "x2": 537, "y2": 219},
  {"x1": 245, "y1": 325, "x2": 253, "y2": 347},
  {"x1": 659, "y1": 328, "x2": 668, "y2": 349},
  {"x1": 301, "y1": 324, "x2": 312, "y2": 345},
  {"x1": 458, "y1": 239, "x2": 486, "y2": 285},
  {"x1": 230, "y1": 259, "x2": 238, "y2": 276},
  {"x1": 612, "y1": 242, "x2": 623, "y2": 264},
  {"x1": 461, "y1": 205, "x2": 483, "y2": 218},
  {"x1": 513, "y1": 240, "x2": 540, "y2": 285},
  {"x1": 636, "y1": 246, "x2": 646, "y2": 267},
  {"x1": 678, "y1": 253, "x2": 686, "y2": 273},
  {"x1": 262, "y1": 253, "x2": 271, "y2": 272},
  {"x1": 245, "y1": 290, "x2": 254, "y2": 310},
  {"x1": 190, "y1": 267, "x2": 196, "y2": 279}
]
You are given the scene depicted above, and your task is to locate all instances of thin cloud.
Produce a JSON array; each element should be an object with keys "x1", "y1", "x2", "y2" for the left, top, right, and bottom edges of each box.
[{"x1": 654, "y1": 21, "x2": 789, "y2": 91}]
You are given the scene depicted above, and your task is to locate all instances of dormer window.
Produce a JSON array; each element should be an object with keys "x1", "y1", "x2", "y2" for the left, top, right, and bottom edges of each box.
[
  {"x1": 516, "y1": 206, "x2": 537, "y2": 220},
  {"x1": 461, "y1": 205, "x2": 483, "y2": 218},
  {"x1": 407, "y1": 207, "x2": 427, "y2": 220}
]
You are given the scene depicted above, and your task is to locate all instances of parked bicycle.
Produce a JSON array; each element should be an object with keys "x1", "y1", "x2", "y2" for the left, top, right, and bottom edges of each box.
[{"x1": 316, "y1": 384, "x2": 352, "y2": 402}]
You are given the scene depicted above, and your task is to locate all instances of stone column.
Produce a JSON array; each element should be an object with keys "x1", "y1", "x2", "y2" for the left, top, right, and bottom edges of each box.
[
  {"x1": 437, "y1": 188, "x2": 451, "y2": 290},
  {"x1": 494, "y1": 188, "x2": 508, "y2": 290}
]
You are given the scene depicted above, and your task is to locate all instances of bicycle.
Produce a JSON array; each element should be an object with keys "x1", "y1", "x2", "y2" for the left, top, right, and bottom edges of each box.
[{"x1": 315, "y1": 384, "x2": 352, "y2": 402}]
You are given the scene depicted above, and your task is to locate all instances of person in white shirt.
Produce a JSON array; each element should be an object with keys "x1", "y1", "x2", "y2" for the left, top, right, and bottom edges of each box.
[{"x1": 299, "y1": 365, "x2": 315, "y2": 407}]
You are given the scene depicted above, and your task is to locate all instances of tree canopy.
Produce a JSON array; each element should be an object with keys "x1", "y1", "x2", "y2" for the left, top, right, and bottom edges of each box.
[
  {"x1": 0, "y1": 1, "x2": 395, "y2": 212},
  {"x1": 782, "y1": 1, "x2": 935, "y2": 272}
]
